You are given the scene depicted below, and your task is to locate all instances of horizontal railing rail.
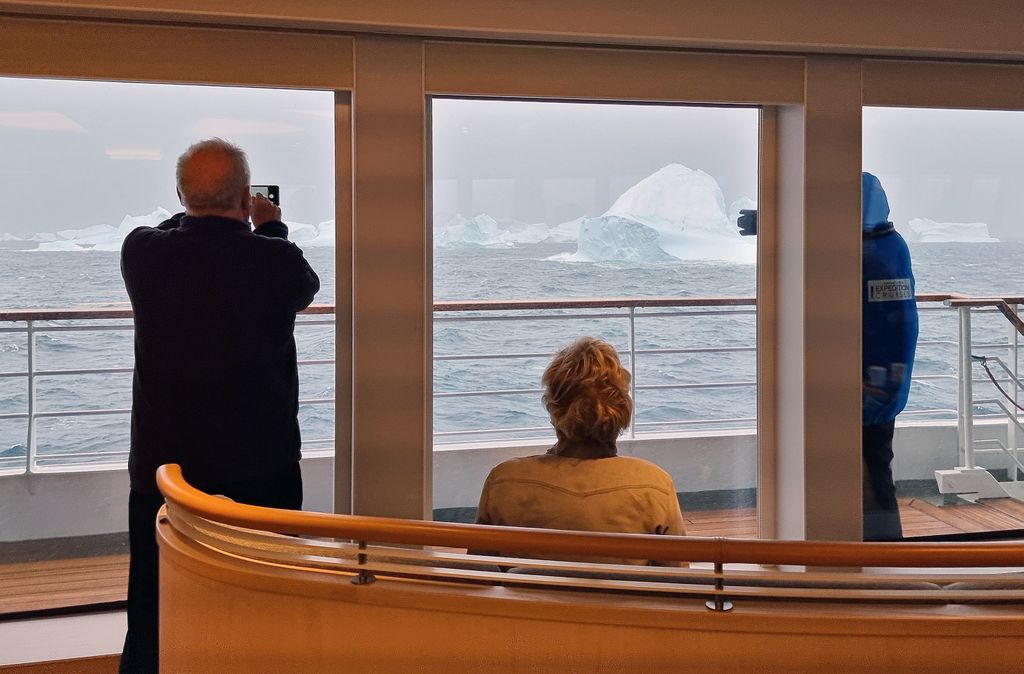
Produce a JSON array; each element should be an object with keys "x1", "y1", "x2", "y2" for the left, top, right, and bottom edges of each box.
[
  {"x1": 432, "y1": 293, "x2": 972, "y2": 440},
  {"x1": 434, "y1": 302, "x2": 758, "y2": 438},
  {"x1": 0, "y1": 293, "x2": 971, "y2": 322},
  {"x1": 0, "y1": 305, "x2": 336, "y2": 473},
  {"x1": 0, "y1": 305, "x2": 336, "y2": 321},
  {"x1": 1, "y1": 293, "x2": 1018, "y2": 473}
]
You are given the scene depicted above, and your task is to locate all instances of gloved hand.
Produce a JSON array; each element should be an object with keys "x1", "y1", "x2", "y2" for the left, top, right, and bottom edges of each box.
[{"x1": 737, "y1": 209, "x2": 758, "y2": 236}]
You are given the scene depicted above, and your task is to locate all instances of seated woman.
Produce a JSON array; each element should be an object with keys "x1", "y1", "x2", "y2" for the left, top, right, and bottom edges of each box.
[{"x1": 475, "y1": 337, "x2": 685, "y2": 566}]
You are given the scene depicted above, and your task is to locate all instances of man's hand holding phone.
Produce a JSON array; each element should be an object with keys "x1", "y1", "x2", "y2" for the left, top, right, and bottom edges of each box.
[{"x1": 251, "y1": 192, "x2": 282, "y2": 228}]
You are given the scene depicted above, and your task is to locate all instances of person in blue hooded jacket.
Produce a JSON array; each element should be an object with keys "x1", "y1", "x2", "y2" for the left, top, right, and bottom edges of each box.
[
  {"x1": 859, "y1": 172, "x2": 918, "y2": 540},
  {"x1": 736, "y1": 172, "x2": 918, "y2": 540}
]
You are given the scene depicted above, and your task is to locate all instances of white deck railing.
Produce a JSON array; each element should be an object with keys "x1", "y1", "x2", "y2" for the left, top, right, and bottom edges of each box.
[
  {"x1": 0, "y1": 294, "x2": 1020, "y2": 474},
  {"x1": 0, "y1": 306, "x2": 335, "y2": 473}
]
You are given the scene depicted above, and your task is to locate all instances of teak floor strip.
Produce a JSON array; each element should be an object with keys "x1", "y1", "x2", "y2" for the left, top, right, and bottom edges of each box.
[
  {"x1": 2, "y1": 498, "x2": 1022, "y2": 615},
  {"x1": 0, "y1": 555, "x2": 128, "y2": 615},
  {"x1": 902, "y1": 499, "x2": 991, "y2": 533},
  {"x1": 984, "y1": 497, "x2": 1024, "y2": 520}
]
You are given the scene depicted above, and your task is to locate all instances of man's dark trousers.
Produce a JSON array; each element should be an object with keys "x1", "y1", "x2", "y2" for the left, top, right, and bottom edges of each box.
[
  {"x1": 863, "y1": 420, "x2": 903, "y2": 541},
  {"x1": 119, "y1": 464, "x2": 302, "y2": 674}
]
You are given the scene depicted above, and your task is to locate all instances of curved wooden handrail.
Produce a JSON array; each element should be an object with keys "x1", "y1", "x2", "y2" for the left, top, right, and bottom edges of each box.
[{"x1": 157, "y1": 464, "x2": 1024, "y2": 568}]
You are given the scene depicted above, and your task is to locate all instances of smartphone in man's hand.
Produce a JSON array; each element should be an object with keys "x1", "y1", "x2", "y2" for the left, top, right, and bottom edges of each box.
[{"x1": 251, "y1": 185, "x2": 280, "y2": 206}]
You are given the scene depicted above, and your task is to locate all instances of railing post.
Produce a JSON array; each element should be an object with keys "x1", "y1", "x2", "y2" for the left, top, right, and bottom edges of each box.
[
  {"x1": 958, "y1": 306, "x2": 975, "y2": 469},
  {"x1": 351, "y1": 539, "x2": 375, "y2": 585},
  {"x1": 705, "y1": 561, "x2": 733, "y2": 612},
  {"x1": 25, "y1": 320, "x2": 36, "y2": 474},
  {"x1": 628, "y1": 306, "x2": 637, "y2": 439},
  {"x1": 1010, "y1": 304, "x2": 1020, "y2": 482}
]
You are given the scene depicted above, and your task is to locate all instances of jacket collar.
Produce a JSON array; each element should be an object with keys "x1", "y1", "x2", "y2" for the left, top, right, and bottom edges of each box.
[{"x1": 179, "y1": 214, "x2": 251, "y2": 234}]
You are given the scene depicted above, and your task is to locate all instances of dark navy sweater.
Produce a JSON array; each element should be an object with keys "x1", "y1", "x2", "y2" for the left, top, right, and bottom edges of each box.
[{"x1": 121, "y1": 213, "x2": 320, "y2": 494}]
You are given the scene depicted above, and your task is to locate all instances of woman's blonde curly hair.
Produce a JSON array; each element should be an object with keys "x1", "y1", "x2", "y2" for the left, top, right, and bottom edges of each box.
[{"x1": 542, "y1": 337, "x2": 633, "y2": 444}]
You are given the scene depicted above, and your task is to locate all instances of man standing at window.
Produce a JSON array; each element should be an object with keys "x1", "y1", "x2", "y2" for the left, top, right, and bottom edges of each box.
[
  {"x1": 737, "y1": 172, "x2": 918, "y2": 541},
  {"x1": 119, "y1": 138, "x2": 319, "y2": 672},
  {"x1": 859, "y1": 171, "x2": 918, "y2": 541}
]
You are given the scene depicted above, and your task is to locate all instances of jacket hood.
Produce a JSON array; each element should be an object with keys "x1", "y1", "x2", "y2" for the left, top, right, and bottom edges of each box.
[{"x1": 862, "y1": 172, "x2": 891, "y2": 232}]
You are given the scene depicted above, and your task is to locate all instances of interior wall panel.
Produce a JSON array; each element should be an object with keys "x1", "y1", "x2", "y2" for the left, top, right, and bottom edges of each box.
[
  {"x1": 1, "y1": 0, "x2": 1022, "y2": 60},
  {"x1": 425, "y1": 42, "x2": 805, "y2": 104},
  {"x1": 0, "y1": 15, "x2": 353, "y2": 89},
  {"x1": 800, "y1": 57, "x2": 864, "y2": 541},
  {"x1": 351, "y1": 36, "x2": 431, "y2": 520},
  {"x1": 864, "y1": 60, "x2": 1024, "y2": 111},
  {"x1": 774, "y1": 57, "x2": 864, "y2": 541}
]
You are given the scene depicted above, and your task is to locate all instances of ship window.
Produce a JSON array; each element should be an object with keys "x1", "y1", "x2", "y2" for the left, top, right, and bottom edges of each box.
[
  {"x1": 0, "y1": 77, "x2": 335, "y2": 614},
  {"x1": 862, "y1": 106, "x2": 1024, "y2": 539},
  {"x1": 430, "y1": 98, "x2": 760, "y2": 536}
]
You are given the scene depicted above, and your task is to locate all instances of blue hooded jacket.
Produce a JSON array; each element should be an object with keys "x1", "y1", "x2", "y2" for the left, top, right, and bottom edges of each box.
[{"x1": 862, "y1": 172, "x2": 918, "y2": 425}]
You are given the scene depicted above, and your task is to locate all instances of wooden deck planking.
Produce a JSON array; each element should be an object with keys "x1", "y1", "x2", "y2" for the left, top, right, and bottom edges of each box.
[
  {"x1": 0, "y1": 555, "x2": 128, "y2": 615},
  {"x1": 984, "y1": 497, "x2": 1024, "y2": 521},
  {"x1": 901, "y1": 498, "x2": 992, "y2": 533},
  {"x1": 686, "y1": 508, "x2": 757, "y2": 537},
  {"x1": 2, "y1": 498, "x2": 1023, "y2": 616}
]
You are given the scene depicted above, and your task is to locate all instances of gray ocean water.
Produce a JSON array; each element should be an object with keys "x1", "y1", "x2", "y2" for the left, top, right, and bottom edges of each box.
[{"x1": 1, "y1": 241, "x2": 1022, "y2": 467}]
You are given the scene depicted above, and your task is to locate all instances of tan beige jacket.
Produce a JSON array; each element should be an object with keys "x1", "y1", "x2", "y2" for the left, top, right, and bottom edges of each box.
[{"x1": 476, "y1": 454, "x2": 686, "y2": 565}]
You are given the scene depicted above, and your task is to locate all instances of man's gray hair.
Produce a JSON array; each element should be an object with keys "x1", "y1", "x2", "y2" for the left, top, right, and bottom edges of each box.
[{"x1": 176, "y1": 138, "x2": 251, "y2": 213}]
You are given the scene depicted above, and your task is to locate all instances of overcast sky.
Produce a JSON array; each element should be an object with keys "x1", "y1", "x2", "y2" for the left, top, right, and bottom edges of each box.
[
  {"x1": 1, "y1": 78, "x2": 1021, "y2": 238},
  {"x1": 0, "y1": 78, "x2": 334, "y2": 233},
  {"x1": 432, "y1": 99, "x2": 759, "y2": 227}
]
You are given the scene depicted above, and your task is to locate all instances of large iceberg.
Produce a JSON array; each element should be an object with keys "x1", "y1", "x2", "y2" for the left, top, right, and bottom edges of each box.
[
  {"x1": 285, "y1": 220, "x2": 335, "y2": 247},
  {"x1": 10, "y1": 208, "x2": 337, "y2": 251},
  {"x1": 568, "y1": 164, "x2": 755, "y2": 263},
  {"x1": 574, "y1": 215, "x2": 675, "y2": 262},
  {"x1": 905, "y1": 218, "x2": 999, "y2": 244},
  {"x1": 500, "y1": 219, "x2": 551, "y2": 245},
  {"x1": 34, "y1": 208, "x2": 173, "y2": 251},
  {"x1": 548, "y1": 216, "x2": 583, "y2": 244},
  {"x1": 434, "y1": 213, "x2": 550, "y2": 248},
  {"x1": 435, "y1": 213, "x2": 503, "y2": 248}
]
